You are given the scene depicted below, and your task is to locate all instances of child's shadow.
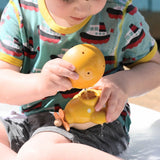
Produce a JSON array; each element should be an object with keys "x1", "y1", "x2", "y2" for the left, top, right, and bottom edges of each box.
[{"x1": 120, "y1": 119, "x2": 160, "y2": 160}]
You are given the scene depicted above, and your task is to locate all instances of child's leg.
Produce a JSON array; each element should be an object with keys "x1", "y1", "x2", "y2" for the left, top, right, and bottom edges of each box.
[
  {"x1": 0, "y1": 122, "x2": 17, "y2": 160},
  {"x1": 0, "y1": 121, "x2": 122, "y2": 160},
  {"x1": 17, "y1": 131, "x2": 122, "y2": 160}
]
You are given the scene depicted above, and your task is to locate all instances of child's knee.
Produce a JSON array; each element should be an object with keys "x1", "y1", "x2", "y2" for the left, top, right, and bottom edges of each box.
[
  {"x1": 17, "y1": 132, "x2": 71, "y2": 160},
  {"x1": 17, "y1": 142, "x2": 41, "y2": 160}
]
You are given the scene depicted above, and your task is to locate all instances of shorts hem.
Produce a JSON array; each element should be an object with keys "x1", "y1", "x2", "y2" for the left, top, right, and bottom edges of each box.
[{"x1": 32, "y1": 126, "x2": 75, "y2": 142}]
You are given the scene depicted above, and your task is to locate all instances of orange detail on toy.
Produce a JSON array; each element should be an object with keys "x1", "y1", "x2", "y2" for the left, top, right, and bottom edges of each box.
[
  {"x1": 62, "y1": 44, "x2": 105, "y2": 89},
  {"x1": 54, "y1": 109, "x2": 70, "y2": 131},
  {"x1": 54, "y1": 89, "x2": 107, "y2": 131}
]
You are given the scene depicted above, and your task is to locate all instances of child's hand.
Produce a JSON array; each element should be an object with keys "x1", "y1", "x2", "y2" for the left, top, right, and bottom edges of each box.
[
  {"x1": 92, "y1": 76, "x2": 128, "y2": 123},
  {"x1": 38, "y1": 58, "x2": 79, "y2": 96}
]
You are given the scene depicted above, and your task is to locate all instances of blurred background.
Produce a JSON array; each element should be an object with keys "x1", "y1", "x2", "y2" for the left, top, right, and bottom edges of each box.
[
  {"x1": 133, "y1": 0, "x2": 160, "y2": 50},
  {"x1": 131, "y1": 0, "x2": 160, "y2": 112},
  {"x1": 0, "y1": 0, "x2": 160, "y2": 111}
]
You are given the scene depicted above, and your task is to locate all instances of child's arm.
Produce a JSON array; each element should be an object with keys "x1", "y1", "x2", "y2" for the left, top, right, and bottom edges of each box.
[
  {"x1": 0, "y1": 58, "x2": 79, "y2": 105},
  {"x1": 93, "y1": 50, "x2": 160, "y2": 122}
]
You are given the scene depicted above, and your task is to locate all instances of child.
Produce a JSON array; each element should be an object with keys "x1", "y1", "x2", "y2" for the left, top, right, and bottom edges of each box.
[{"x1": 0, "y1": 0, "x2": 160, "y2": 159}]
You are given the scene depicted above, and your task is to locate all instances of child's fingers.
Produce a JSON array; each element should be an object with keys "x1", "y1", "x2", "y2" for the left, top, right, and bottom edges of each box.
[
  {"x1": 54, "y1": 66, "x2": 79, "y2": 80},
  {"x1": 47, "y1": 60, "x2": 79, "y2": 80},
  {"x1": 95, "y1": 89, "x2": 110, "y2": 112},
  {"x1": 106, "y1": 104, "x2": 118, "y2": 123},
  {"x1": 106, "y1": 97, "x2": 126, "y2": 122},
  {"x1": 59, "y1": 59, "x2": 76, "y2": 71},
  {"x1": 43, "y1": 74, "x2": 72, "y2": 93}
]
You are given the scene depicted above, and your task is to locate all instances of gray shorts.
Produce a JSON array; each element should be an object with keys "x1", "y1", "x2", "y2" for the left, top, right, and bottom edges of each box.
[{"x1": 0, "y1": 111, "x2": 129, "y2": 155}]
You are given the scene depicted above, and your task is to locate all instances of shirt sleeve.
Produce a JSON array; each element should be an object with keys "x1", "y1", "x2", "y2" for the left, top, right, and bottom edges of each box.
[
  {"x1": 119, "y1": 4, "x2": 157, "y2": 68},
  {"x1": 0, "y1": 0, "x2": 24, "y2": 67}
]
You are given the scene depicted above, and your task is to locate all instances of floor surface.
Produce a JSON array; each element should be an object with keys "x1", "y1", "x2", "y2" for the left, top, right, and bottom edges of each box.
[{"x1": 129, "y1": 86, "x2": 160, "y2": 112}]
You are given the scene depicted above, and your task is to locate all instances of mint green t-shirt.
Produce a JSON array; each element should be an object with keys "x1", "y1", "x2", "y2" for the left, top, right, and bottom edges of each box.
[{"x1": 0, "y1": 0, "x2": 157, "y2": 132}]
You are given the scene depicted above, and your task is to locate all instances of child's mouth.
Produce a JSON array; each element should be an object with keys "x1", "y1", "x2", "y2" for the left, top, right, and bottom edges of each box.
[{"x1": 70, "y1": 16, "x2": 86, "y2": 21}]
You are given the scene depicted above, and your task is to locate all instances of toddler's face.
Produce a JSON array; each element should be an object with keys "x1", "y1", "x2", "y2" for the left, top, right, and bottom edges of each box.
[{"x1": 45, "y1": 0, "x2": 107, "y2": 27}]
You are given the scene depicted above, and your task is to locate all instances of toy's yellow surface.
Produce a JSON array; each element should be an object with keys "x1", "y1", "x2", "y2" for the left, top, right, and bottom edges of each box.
[
  {"x1": 64, "y1": 89, "x2": 106, "y2": 126},
  {"x1": 54, "y1": 45, "x2": 106, "y2": 130},
  {"x1": 62, "y1": 44, "x2": 105, "y2": 89}
]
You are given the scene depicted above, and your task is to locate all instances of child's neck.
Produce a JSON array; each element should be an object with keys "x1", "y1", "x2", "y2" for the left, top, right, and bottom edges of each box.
[{"x1": 49, "y1": 11, "x2": 74, "y2": 28}]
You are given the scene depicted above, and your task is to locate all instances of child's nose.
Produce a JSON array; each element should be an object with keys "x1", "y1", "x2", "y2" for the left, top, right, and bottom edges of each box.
[{"x1": 74, "y1": 2, "x2": 91, "y2": 15}]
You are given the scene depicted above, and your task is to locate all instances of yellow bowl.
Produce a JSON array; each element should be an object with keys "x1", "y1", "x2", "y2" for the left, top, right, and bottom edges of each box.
[{"x1": 63, "y1": 44, "x2": 105, "y2": 88}]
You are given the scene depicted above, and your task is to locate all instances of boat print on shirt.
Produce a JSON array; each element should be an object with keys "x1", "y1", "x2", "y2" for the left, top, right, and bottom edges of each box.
[
  {"x1": 80, "y1": 22, "x2": 110, "y2": 44},
  {"x1": 0, "y1": 36, "x2": 38, "y2": 59},
  {"x1": 106, "y1": 7, "x2": 123, "y2": 19},
  {"x1": 22, "y1": 101, "x2": 43, "y2": 113},
  {"x1": 38, "y1": 25, "x2": 61, "y2": 43},
  {"x1": 122, "y1": 24, "x2": 145, "y2": 51},
  {"x1": 20, "y1": 0, "x2": 39, "y2": 12},
  {"x1": 0, "y1": 39, "x2": 23, "y2": 57},
  {"x1": 126, "y1": 4, "x2": 137, "y2": 15},
  {"x1": 106, "y1": 4, "x2": 137, "y2": 19},
  {"x1": 22, "y1": 37, "x2": 38, "y2": 59},
  {"x1": 60, "y1": 89, "x2": 81, "y2": 99}
]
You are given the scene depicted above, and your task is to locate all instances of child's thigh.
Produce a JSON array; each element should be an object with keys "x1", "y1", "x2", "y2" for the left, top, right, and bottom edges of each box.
[
  {"x1": 17, "y1": 131, "x2": 71, "y2": 160},
  {"x1": 30, "y1": 131, "x2": 71, "y2": 144},
  {"x1": 0, "y1": 121, "x2": 10, "y2": 147}
]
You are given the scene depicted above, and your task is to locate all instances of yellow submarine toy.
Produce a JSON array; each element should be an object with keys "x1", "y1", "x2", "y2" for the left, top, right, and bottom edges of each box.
[{"x1": 54, "y1": 44, "x2": 107, "y2": 131}]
